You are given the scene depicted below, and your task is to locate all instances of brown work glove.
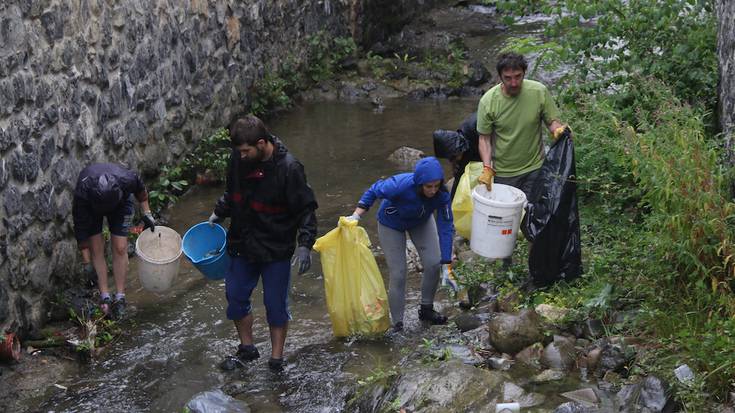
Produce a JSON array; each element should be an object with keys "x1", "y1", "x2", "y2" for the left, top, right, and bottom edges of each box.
[{"x1": 477, "y1": 164, "x2": 495, "y2": 191}]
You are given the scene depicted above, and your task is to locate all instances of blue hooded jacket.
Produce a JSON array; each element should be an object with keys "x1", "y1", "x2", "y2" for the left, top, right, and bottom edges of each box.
[{"x1": 358, "y1": 157, "x2": 455, "y2": 263}]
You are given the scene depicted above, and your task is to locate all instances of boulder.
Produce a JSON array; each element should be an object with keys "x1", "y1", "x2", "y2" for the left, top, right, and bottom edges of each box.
[
  {"x1": 349, "y1": 359, "x2": 506, "y2": 412},
  {"x1": 387, "y1": 146, "x2": 425, "y2": 169},
  {"x1": 541, "y1": 335, "x2": 577, "y2": 371},
  {"x1": 553, "y1": 401, "x2": 594, "y2": 413},
  {"x1": 488, "y1": 309, "x2": 544, "y2": 354}
]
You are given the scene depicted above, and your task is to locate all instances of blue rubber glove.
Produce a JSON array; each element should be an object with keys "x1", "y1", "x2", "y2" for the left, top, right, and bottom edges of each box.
[{"x1": 294, "y1": 246, "x2": 311, "y2": 274}]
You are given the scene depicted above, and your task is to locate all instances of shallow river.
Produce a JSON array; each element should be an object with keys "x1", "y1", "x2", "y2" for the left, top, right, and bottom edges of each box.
[{"x1": 41, "y1": 99, "x2": 479, "y2": 412}]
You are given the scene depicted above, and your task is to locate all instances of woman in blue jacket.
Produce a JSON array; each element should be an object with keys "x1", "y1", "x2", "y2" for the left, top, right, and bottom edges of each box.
[{"x1": 349, "y1": 157, "x2": 454, "y2": 332}]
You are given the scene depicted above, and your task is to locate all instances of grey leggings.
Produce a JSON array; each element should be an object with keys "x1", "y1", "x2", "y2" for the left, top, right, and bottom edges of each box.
[{"x1": 378, "y1": 218, "x2": 442, "y2": 324}]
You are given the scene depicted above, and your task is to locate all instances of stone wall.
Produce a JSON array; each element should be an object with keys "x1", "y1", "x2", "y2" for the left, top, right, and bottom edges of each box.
[
  {"x1": 717, "y1": 0, "x2": 735, "y2": 177},
  {"x1": 0, "y1": 0, "x2": 442, "y2": 335}
]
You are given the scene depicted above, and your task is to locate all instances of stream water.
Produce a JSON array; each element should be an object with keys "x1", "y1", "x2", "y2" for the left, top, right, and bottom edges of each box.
[
  {"x1": 26, "y1": 6, "x2": 586, "y2": 412},
  {"x1": 39, "y1": 99, "x2": 480, "y2": 412}
]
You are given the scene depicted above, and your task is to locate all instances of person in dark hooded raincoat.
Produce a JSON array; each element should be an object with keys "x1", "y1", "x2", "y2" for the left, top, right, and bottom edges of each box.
[
  {"x1": 72, "y1": 163, "x2": 155, "y2": 319},
  {"x1": 349, "y1": 157, "x2": 454, "y2": 333},
  {"x1": 208, "y1": 115, "x2": 318, "y2": 372}
]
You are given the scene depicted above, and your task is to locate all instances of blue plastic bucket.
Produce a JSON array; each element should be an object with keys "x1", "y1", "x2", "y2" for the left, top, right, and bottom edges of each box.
[{"x1": 182, "y1": 222, "x2": 230, "y2": 280}]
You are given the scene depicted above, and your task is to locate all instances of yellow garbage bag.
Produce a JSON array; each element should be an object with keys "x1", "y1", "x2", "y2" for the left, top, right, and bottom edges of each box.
[
  {"x1": 313, "y1": 216, "x2": 391, "y2": 337},
  {"x1": 451, "y1": 161, "x2": 484, "y2": 239}
]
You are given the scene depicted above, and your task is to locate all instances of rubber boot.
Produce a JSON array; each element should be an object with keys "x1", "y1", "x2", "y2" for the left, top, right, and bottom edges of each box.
[{"x1": 418, "y1": 304, "x2": 448, "y2": 325}]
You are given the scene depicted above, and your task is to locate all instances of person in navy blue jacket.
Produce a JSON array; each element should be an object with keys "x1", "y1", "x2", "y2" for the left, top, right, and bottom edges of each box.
[{"x1": 349, "y1": 157, "x2": 454, "y2": 332}]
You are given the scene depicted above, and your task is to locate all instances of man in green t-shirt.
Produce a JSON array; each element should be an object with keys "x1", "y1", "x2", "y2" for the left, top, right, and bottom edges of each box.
[{"x1": 476, "y1": 52, "x2": 571, "y2": 196}]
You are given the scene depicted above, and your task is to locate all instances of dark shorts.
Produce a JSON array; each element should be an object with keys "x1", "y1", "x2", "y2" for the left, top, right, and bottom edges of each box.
[
  {"x1": 72, "y1": 195, "x2": 135, "y2": 245},
  {"x1": 225, "y1": 258, "x2": 292, "y2": 326}
]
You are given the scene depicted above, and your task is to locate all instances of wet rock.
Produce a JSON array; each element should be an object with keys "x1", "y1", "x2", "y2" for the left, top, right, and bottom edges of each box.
[
  {"x1": 598, "y1": 370, "x2": 622, "y2": 393},
  {"x1": 530, "y1": 369, "x2": 566, "y2": 384},
  {"x1": 350, "y1": 359, "x2": 505, "y2": 412},
  {"x1": 186, "y1": 390, "x2": 250, "y2": 413},
  {"x1": 488, "y1": 309, "x2": 544, "y2": 354},
  {"x1": 361, "y1": 81, "x2": 378, "y2": 92},
  {"x1": 640, "y1": 376, "x2": 669, "y2": 412},
  {"x1": 442, "y1": 344, "x2": 484, "y2": 366},
  {"x1": 615, "y1": 376, "x2": 670, "y2": 413},
  {"x1": 561, "y1": 388, "x2": 599, "y2": 407},
  {"x1": 407, "y1": 88, "x2": 427, "y2": 100},
  {"x1": 581, "y1": 319, "x2": 604, "y2": 339},
  {"x1": 541, "y1": 335, "x2": 576, "y2": 371},
  {"x1": 535, "y1": 304, "x2": 569, "y2": 323},
  {"x1": 458, "y1": 85, "x2": 484, "y2": 97},
  {"x1": 515, "y1": 343, "x2": 543, "y2": 369},
  {"x1": 454, "y1": 313, "x2": 482, "y2": 332},
  {"x1": 598, "y1": 343, "x2": 628, "y2": 375},
  {"x1": 339, "y1": 84, "x2": 368, "y2": 101},
  {"x1": 388, "y1": 146, "x2": 425, "y2": 170},
  {"x1": 466, "y1": 60, "x2": 490, "y2": 86},
  {"x1": 585, "y1": 346, "x2": 602, "y2": 371},
  {"x1": 496, "y1": 290, "x2": 522, "y2": 313},
  {"x1": 502, "y1": 382, "x2": 546, "y2": 407},
  {"x1": 487, "y1": 355, "x2": 513, "y2": 371},
  {"x1": 462, "y1": 325, "x2": 491, "y2": 350},
  {"x1": 553, "y1": 401, "x2": 594, "y2": 413}
]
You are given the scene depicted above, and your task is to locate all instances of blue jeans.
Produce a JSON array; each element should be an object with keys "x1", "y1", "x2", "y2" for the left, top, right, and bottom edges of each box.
[{"x1": 225, "y1": 258, "x2": 292, "y2": 326}]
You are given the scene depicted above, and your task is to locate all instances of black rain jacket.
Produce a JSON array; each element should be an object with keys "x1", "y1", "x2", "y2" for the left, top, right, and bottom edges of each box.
[{"x1": 214, "y1": 137, "x2": 318, "y2": 263}]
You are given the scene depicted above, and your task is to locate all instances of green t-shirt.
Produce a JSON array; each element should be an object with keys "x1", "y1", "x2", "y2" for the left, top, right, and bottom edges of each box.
[{"x1": 476, "y1": 79, "x2": 561, "y2": 177}]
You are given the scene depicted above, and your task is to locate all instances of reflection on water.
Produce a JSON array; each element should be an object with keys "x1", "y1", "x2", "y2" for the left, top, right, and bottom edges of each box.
[{"x1": 39, "y1": 99, "x2": 477, "y2": 412}]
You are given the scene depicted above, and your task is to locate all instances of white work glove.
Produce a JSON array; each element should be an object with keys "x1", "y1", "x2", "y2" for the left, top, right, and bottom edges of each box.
[
  {"x1": 208, "y1": 212, "x2": 220, "y2": 227},
  {"x1": 345, "y1": 213, "x2": 361, "y2": 222}
]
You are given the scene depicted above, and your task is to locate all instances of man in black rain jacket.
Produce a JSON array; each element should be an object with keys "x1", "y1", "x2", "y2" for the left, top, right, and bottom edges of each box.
[{"x1": 209, "y1": 115, "x2": 318, "y2": 372}]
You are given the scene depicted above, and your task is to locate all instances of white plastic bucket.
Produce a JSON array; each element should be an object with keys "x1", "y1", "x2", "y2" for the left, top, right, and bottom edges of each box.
[
  {"x1": 470, "y1": 184, "x2": 527, "y2": 259},
  {"x1": 135, "y1": 226, "x2": 182, "y2": 293}
]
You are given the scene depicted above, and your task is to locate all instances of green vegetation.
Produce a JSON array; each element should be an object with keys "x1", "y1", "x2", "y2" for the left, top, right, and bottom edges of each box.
[
  {"x1": 68, "y1": 307, "x2": 120, "y2": 354},
  {"x1": 306, "y1": 31, "x2": 357, "y2": 82},
  {"x1": 493, "y1": 0, "x2": 718, "y2": 117},
  {"x1": 250, "y1": 32, "x2": 357, "y2": 116},
  {"x1": 460, "y1": 0, "x2": 733, "y2": 408},
  {"x1": 147, "y1": 165, "x2": 188, "y2": 214},
  {"x1": 356, "y1": 365, "x2": 399, "y2": 386},
  {"x1": 182, "y1": 127, "x2": 231, "y2": 182}
]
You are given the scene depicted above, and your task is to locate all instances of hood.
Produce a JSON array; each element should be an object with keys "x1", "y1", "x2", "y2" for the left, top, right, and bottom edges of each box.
[
  {"x1": 413, "y1": 156, "x2": 444, "y2": 185},
  {"x1": 433, "y1": 129, "x2": 468, "y2": 159},
  {"x1": 271, "y1": 135, "x2": 288, "y2": 160},
  {"x1": 90, "y1": 173, "x2": 123, "y2": 213}
]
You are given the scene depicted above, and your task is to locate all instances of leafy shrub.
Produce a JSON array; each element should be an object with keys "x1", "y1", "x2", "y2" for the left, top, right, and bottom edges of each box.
[
  {"x1": 183, "y1": 128, "x2": 231, "y2": 182},
  {"x1": 251, "y1": 72, "x2": 293, "y2": 116},
  {"x1": 148, "y1": 165, "x2": 188, "y2": 214},
  {"x1": 306, "y1": 31, "x2": 357, "y2": 82},
  {"x1": 495, "y1": 0, "x2": 718, "y2": 118},
  {"x1": 622, "y1": 80, "x2": 735, "y2": 294}
]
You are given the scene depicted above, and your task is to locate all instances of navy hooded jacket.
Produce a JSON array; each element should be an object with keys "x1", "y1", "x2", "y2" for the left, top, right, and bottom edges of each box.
[{"x1": 357, "y1": 157, "x2": 454, "y2": 263}]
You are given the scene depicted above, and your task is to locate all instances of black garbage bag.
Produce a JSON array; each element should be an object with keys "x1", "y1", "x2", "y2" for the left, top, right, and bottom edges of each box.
[
  {"x1": 524, "y1": 133, "x2": 582, "y2": 286},
  {"x1": 433, "y1": 129, "x2": 469, "y2": 159}
]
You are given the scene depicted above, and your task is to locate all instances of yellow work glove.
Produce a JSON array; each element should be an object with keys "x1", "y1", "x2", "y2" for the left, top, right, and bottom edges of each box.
[
  {"x1": 553, "y1": 125, "x2": 572, "y2": 140},
  {"x1": 477, "y1": 165, "x2": 495, "y2": 191}
]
